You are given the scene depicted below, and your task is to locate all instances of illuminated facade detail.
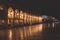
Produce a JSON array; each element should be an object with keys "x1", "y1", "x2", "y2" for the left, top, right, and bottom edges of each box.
[
  {"x1": 8, "y1": 8, "x2": 42, "y2": 24},
  {"x1": 0, "y1": 7, "x2": 42, "y2": 26},
  {"x1": 8, "y1": 7, "x2": 14, "y2": 25},
  {"x1": 0, "y1": 6, "x2": 3, "y2": 10},
  {"x1": 20, "y1": 11, "x2": 24, "y2": 19},
  {"x1": 15, "y1": 9, "x2": 19, "y2": 19},
  {"x1": 14, "y1": 9, "x2": 20, "y2": 24},
  {"x1": 8, "y1": 7, "x2": 14, "y2": 18}
]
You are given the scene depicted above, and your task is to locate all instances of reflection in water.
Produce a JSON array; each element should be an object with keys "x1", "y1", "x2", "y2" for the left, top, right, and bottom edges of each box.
[
  {"x1": 52, "y1": 23, "x2": 54, "y2": 28},
  {"x1": 48, "y1": 23, "x2": 50, "y2": 27},
  {"x1": 20, "y1": 29, "x2": 24, "y2": 40},
  {"x1": 43, "y1": 23, "x2": 57, "y2": 28},
  {"x1": 8, "y1": 24, "x2": 43, "y2": 40},
  {"x1": 9, "y1": 30, "x2": 12, "y2": 40},
  {"x1": 0, "y1": 23, "x2": 58, "y2": 40},
  {"x1": 19, "y1": 24, "x2": 43, "y2": 40},
  {"x1": 48, "y1": 23, "x2": 55, "y2": 28}
]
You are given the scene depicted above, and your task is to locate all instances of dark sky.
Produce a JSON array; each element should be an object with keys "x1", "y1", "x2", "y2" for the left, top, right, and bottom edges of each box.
[{"x1": 0, "y1": 0, "x2": 60, "y2": 17}]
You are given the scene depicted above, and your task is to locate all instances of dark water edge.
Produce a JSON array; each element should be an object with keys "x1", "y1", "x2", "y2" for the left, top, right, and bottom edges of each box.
[
  {"x1": 0, "y1": 23, "x2": 60, "y2": 40},
  {"x1": 0, "y1": 23, "x2": 42, "y2": 30}
]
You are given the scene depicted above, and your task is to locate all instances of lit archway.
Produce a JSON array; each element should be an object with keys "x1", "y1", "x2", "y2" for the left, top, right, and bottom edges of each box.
[
  {"x1": 8, "y1": 7, "x2": 14, "y2": 24},
  {"x1": 8, "y1": 7, "x2": 14, "y2": 18},
  {"x1": 15, "y1": 9, "x2": 19, "y2": 18}
]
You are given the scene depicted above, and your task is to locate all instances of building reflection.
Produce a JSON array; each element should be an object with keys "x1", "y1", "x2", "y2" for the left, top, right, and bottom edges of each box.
[
  {"x1": 43, "y1": 23, "x2": 58, "y2": 31},
  {"x1": 7, "y1": 24, "x2": 43, "y2": 40},
  {"x1": 19, "y1": 24, "x2": 43, "y2": 40},
  {"x1": 0, "y1": 23, "x2": 59, "y2": 40},
  {"x1": 8, "y1": 30, "x2": 12, "y2": 40}
]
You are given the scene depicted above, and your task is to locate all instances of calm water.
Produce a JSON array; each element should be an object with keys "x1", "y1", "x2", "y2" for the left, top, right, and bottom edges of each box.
[{"x1": 0, "y1": 23, "x2": 60, "y2": 40}]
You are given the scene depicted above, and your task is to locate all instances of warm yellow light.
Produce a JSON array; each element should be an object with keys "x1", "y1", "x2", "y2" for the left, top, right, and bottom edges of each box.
[
  {"x1": 9, "y1": 30, "x2": 12, "y2": 40},
  {"x1": 8, "y1": 7, "x2": 14, "y2": 18},
  {"x1": 20, "y1": 11, "x2": 23, "y2": 13},
  {"x1": 20, "y1": 29, "x2": 24, "y2": 40},
  {"x1": 15, "y1": 9, "x2": 19, "y2": 18},
  {"x1": 0, "y1": 6, "x2": 3, "y2": 10},
  {"x1": 38, "y1": 17, "x2": 42, "y2": 22},
  {"x1": 52, "y1": 23, "x2": 55, "y2": 28},
  {"x1": 20, "y1": 11, "x2": 23, "y2": 19},
  {"x1": 16, "y1": 13, "x2": 19, "y2": 15},
  {"x1": 38, "y1": 24, "x2": 43, "y2": 32},
  {"x1": 2, "y1": 20, "x2": 4, "y2": 23},
  {"x1": 14, "y1": 20, "x2": 19, "y2": 24},
  {"x1": 15, "y1": 9, "x2": 19, "y2": 15},
  {"x1": 8, "y1": 19, "x2": 10, "y2": 24}
]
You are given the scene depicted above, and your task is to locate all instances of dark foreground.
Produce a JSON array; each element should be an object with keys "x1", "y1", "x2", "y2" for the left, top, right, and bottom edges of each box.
[{"x1": 0, "y1": 23, "x2": 60, "y2": 40}]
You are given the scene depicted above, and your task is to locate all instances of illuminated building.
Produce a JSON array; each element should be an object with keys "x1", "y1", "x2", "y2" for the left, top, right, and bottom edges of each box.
[{"x1": 0, "y1": 6, "x2": 42, "y2": 27}]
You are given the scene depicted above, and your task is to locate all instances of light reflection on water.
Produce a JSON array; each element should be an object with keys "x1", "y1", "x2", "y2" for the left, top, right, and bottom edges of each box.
[
  {"x1": 8, "y1": 30, "x2": 12, "y2": 40},
  {"x1": 18, "y1": 24, "x2": 43, "y2": 40},
  {"x1": 0, "y1": 23, "x2": 58, "y2": 40},
  {"x1": 43, "y1": 23, "x2": 57, "y2": 28}
]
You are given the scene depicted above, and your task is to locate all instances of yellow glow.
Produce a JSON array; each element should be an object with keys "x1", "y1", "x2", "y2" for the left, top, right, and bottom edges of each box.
[
  {"x1": 8, "y1": 7, "x2": 14, "y2": 18},
  {"x1": 18, "y1": 24, "x2": 43, "y2": 39},
  {"x1": 17, "y1": 13, "x2": 19, "y2": 15},
  {"x1": 14, "y1": 20, "x2": 19, "y2": 24},
  {"x1": 39, "y1": 17, "x2": 42, "y2": 22},
  {"x1": 9, "y1": 30, "x2": 12, "y2": 40},
  {"x1": 38, "y1": 24, "x2": 43, "y2": 32},
  {"x1": 19, "y1": 20, "x2": 23, "y2": 23},
  {"x1": 8, "y1": 8, "x2": 42, "y2": 25},
  {"x1": 0, "y1": 6, "x2": 3, "y2": 10},
  {"x1": 2, "y1": 20, "x2": 4, "y2": 23},
  {"x1": 23, "y1": 27, "x2": 27, "y2": 37},
  {"x1": 20, "y1": 11, "x2": 23, "y2": 19},
  {"x1": 15, "y1": 9, "x2": 19, "y2": 18},
  {"x1": 20, "y1": 10, "x2": 23, "y2": 13},
  {"x1": 20, "y1": 29, "x2": 24, "y2": 40},
  {"x1": 28, "y1": 24, "x2": 43, "y2": 36},
  {"x1": 8, "y1": 19, "x2": 13, "y2": 24},
  {"x1": 52, "y1": 23, "x2": 54, "y2": 28},
  {"x1": 8, "y1": 19, "x2": 10, "y2": 24},
  {"x1": 24, "y1": 13, "x2": 27, "y2": 20},
  {"x1": 23, "y1": 13, "x2": 27, "y2": 23},
  {"x1": 20, "y1": 14, "x2": 23, "y2": 19}
]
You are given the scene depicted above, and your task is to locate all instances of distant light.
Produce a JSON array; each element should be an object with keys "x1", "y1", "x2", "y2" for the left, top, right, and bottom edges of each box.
[
  {"x1": 20, "y1": 11, "x2": 23, "y2": 13},
  {"x1": 8, "y1": 7, "x2": 14, "y2": 18},
  {"x1": 0, "y1": 6, "x2": 3, "y2": 10},
  {"x1": 52, "y1": 17, "x2": 55, "y2": 19},
  {"x1": 42, "y1": 15, "x2": 47, "y2": 19},
  {"x1": 17, "y1": 13, "x2": 19, "y2": 15},
  {"x1": 15, "y1": 9, "x2": 19, "y2": 16}
]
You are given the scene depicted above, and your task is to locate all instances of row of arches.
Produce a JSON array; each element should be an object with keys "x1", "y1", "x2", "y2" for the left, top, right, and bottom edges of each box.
[{"x1": 7, "y1": 7, "x2": 42, "y2": 25}]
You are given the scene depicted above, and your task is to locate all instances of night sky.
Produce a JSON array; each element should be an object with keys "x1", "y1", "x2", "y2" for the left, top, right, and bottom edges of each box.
[{"x1": 0, "y1": 0, "x2": 60, "y2": 17}]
